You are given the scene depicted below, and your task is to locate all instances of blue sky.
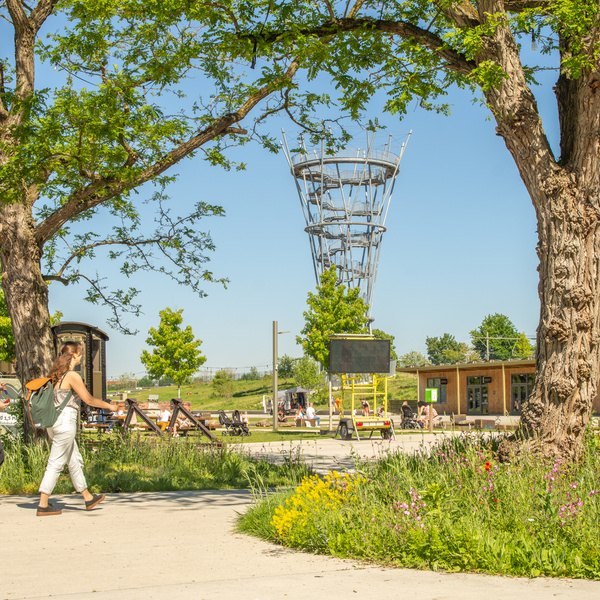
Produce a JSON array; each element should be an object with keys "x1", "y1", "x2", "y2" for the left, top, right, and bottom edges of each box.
[
  {"x1": 2, "y1": 17, "x2": 558, "y2": 380},
  {"x1": 47, "y1": 81, "x2": 547, "y2": 379}
]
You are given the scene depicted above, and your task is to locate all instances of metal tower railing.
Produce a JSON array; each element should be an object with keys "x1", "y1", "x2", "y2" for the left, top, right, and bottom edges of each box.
[{"x1": 282, "y1": 131, "x2": 410, "y2": 316}]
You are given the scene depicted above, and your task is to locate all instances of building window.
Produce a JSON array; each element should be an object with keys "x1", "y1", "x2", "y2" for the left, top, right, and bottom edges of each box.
[
  {"x1": 511, "y1": 373, "x2": 535, "y2": 415},
  {"x1": 426, "y1": 377, "x2": 447, "y2": 405}
]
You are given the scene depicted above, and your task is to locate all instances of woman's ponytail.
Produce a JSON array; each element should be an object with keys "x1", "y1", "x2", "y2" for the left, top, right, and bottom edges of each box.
[{"x1": 48, "y1": 342, "x2": 82, "y2": 384}]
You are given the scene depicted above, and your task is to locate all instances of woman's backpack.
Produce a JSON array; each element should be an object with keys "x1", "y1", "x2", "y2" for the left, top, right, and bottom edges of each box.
[{"x1": 24, "y1": 378, "x2": 72, "y2": 429}]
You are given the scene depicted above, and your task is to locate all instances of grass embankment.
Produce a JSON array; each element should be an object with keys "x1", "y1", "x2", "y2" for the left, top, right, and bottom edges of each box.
[
  {"x1": 239, "y1": 432, "x2": 600, "y2": 579},
  {"x1": 110, "y1": 373, "x2": 417, "y2": 412},
  {"x1": 0, "y1": 434, "x2": 312, "y2": 495}
]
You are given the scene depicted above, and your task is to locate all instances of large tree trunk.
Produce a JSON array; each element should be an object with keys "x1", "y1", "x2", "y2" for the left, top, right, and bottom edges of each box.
[
  {"x1": 0, "y1": 200, "x2": 56, "y2": 441},
  {"x1": 478, "y1": 7, "x2": 600, "y2": 459},
  {"x1": 519, "y1": 65, "x2": 600, "y2": 459}
]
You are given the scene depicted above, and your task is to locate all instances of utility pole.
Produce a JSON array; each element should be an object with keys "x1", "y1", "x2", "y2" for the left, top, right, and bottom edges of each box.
[{"x1": 273, "y1": 321, "x2": 278, "y2": 432}]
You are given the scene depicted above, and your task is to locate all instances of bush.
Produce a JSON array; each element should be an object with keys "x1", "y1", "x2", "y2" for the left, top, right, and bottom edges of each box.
[{"x1": 212, "y1": 369, "x2": 234, "y2": 398}]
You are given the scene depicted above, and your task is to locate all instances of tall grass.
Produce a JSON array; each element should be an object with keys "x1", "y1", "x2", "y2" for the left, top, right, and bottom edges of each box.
[
  {"x1": 238, "y1": 432, "x2": 600, "y2": 579},
  {"x1": 0, "y1": 434, "x2": 313, "y2": 494}
]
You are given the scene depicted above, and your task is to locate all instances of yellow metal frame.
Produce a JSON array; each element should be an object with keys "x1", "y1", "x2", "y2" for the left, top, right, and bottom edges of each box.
[
  {"x1": 329, "y1": 332, "x2": 395, "y2": 439},
  {"x1": 339, "y1": 373, "x2": 395, "y2": 437}
]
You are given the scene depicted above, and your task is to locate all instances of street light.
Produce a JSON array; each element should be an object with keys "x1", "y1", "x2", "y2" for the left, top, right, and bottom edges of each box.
[{"x1": 272, "y1": 321, "x2": 290, "y2": 431}]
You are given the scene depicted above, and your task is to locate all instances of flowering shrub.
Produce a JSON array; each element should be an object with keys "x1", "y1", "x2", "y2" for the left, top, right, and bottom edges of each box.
[
  {"x1": 271, "y1": 472, "x2": 364, "y2": 550},
  {"x1": 240, "y1": 432, "x2": 600, "y2": 579}
]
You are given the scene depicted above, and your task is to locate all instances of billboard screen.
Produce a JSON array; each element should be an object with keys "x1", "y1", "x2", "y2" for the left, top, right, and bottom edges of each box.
[{"x1": 329, "y1": 338, "x2": 391, "y2": 374}]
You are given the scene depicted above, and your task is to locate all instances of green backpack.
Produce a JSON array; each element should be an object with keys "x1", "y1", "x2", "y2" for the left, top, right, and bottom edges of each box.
[{"x1": 24, "y1": 378, "x2": 73, "y2": 429}]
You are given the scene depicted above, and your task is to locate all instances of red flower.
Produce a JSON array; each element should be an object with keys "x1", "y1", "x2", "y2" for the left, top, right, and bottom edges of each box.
[{"x1": 485, "y1": 461, "x2": 491, "y2": 471}]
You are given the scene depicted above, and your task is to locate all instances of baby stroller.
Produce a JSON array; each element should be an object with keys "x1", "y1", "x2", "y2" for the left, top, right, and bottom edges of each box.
[
  {"x1": 218, "y1": 410, "x2": 251, "y2": 437},
  {"x1": 400, "y1": 404, "x2": 421, "y2": 429}
]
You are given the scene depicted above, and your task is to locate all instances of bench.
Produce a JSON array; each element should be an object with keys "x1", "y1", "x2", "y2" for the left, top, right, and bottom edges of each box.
[
  {"x1": 295, "y1": 418, "x2": 318, "y2": 428},
  {"x1": 82, "y1": 423, "x2": 110, "y2": 431}
]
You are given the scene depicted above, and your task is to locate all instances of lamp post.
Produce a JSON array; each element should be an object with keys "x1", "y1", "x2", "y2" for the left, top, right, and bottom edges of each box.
[{"x1": 272, "y1": 322, "x2": 290, "y2": 431}]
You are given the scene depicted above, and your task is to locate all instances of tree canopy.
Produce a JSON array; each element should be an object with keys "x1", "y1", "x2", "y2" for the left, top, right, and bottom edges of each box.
[
  {"x1": 3, "y1": 0, "x2": 600, "y2": 458},
  {"x1": 398, "y1": 350, "x2": 429, "y2": 368},
  {"x1": 371, "y1": 328, "x2": 398, "y2": 361},
  {"x1": 292, "y1": 355, "x2": 324, "y2": 391},
  {"x1": 140, "y1": 308, "x2": 206, "y2": 398},
  {"x1": 297, "y1": 267, "x2": 369, "y2": 369},
  {"x1": 0, "y1": 0, "x2": 303, "y2": 390},
  {"x1": 470, "y1": 313, "x2": 535, "y2": 361}
]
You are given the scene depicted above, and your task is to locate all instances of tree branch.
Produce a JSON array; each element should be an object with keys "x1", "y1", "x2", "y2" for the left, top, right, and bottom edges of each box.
[
  {"x1": 33, "y1": 60, "x2": 299, "y2": 247},
  {"x1": 246, "y1": 18, "x2": 476, "y2": 76},
  {"x1": 436, "y1": 0, "x2": 480, "y2": 28}
]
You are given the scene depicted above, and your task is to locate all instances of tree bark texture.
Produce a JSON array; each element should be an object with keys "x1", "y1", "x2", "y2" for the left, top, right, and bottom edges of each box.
[{"x1": 0, "y1": 201, "x2": 56, "y2": 442}]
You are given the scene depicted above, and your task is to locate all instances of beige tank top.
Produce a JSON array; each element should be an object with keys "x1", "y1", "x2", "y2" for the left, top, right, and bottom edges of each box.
[{"x1": 54, "y1": 371, "x2": 81, "y2": 411}]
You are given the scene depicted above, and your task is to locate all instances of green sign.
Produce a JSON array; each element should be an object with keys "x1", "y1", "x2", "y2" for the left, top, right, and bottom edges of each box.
[{"x1": 425, "y1": 388, "x2": 438, "y2": 403}]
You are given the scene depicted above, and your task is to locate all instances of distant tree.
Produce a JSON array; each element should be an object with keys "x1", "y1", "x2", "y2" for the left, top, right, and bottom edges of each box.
[
  {"x1": 292, "y1": 355, "x2": 325, "y2": 391},
  {"x1": 117, "y1": 372, "x2": 137, "y2": 388},
  {"x1": 278, "y1": 355, "x2": 297, "y2": 380},
  {"x1": 212, "y1": 369, "x2": 234, "y2": 398},
  {"x1": 470, "y1": 314, "x2": 534, "y2": 361},
  {"x1": 137, "y1": 376, "x2": 155, "y2": 388},
  {"x1": 371, "y1": 329, "x2": 398, "y2": 361},
  {"x1": 140, "y1": 308, "x2": 206, "y2": 398},
  {"x1": 426, "y1": 334, "x2": 462, "y2": 365},
  {"x1": 398, "y1": 351, "x2": 430, "y2": 368},
  {"x1": 159, "y1": 377, "x2": 176, "y2": 387},
  {"x1": 297, "y1": 267, "x2": 369, "y2": 370},
  {"x1": 240, "y1": 366, "x2": 261, "y2": 381},
  {"x1": 515, "y1": 333, "x2": 536, "y2": 360},
  {"x1": 444, "y1": 342, "x2": 481, "y2": 364}
]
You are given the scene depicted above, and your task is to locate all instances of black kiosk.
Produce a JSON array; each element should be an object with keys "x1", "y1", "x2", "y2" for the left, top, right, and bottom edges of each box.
[{"x1": 51, "y1": 322, "x2": 109, "y2": 401}]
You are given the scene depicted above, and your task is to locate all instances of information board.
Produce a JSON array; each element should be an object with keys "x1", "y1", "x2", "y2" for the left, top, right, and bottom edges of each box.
[{"x1": 329, "y1": 338, "x2": 391, "y2": 374}]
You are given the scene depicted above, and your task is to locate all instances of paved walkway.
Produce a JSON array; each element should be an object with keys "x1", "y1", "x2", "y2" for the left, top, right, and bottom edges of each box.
[{"x1": 2, "y1": 436, "x2": 600, "y2": 600}]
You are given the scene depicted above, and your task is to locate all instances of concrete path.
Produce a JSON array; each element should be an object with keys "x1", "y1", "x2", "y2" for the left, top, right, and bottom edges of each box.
[
  {"x1": 2, "y1": 436, "x2": 600, "y2": 600},
  {"x1": 238, "y1": 434, "x2": 443, "y2": 473}
]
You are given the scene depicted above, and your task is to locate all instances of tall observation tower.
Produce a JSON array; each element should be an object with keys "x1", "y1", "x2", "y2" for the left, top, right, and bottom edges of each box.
[{"x1": 282, "y1": 131, "x2": 410, "y2": 318}]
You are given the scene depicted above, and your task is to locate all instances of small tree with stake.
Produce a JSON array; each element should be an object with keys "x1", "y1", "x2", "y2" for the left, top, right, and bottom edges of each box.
[
  {"x1": 297, "y1": 267, "x2": 369, "y2": 369},
  {"x1": 140, "y1": 308, "x2": 206, "y2": 399}
]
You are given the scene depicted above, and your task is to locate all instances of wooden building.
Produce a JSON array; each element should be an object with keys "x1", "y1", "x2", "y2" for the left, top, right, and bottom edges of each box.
[{"x1": 398, "y1": 359, "x2": 600, "y2": 415}]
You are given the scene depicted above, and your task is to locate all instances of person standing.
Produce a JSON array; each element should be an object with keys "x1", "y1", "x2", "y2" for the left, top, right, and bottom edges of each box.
[
  {"x1": 37, "y1": 342, "x2": 119, "y2": 516},
  {"x1": 360, "y1": 398, "x2": 371, "y2": 417}
]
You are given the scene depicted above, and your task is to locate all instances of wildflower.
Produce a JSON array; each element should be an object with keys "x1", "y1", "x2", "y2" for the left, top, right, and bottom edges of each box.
[{"x1": 485, "y1": 461, "x2": 491, "y2": 471}]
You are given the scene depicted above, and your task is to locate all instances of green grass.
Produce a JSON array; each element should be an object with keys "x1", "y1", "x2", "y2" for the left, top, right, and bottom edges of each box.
[
  {"x1": 0, "y1": 433, "x2": 313, "y2": 495},
  {"x1": 110, "y1": 377, "x2": 296, "y2": 410},
  {"x1": 238, "y1": 431, "x2": 600, "y2": 579},
  {"x1": 110, "y1": 373, "x2": 417, "y2": 412}
]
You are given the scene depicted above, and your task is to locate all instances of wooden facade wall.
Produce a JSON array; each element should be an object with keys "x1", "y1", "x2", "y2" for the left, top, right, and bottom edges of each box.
[{"x1": 414, "y1": 363, "x2": 600, "y2": 415}]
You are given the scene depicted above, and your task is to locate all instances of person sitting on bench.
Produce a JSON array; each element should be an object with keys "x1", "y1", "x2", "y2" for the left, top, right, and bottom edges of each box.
[
  {"x1": 157, "y1": 408, "x2": 171, "y2": 431},
  {"x1": 305, "y1": 403, "x2": 320, "y2": 427}
]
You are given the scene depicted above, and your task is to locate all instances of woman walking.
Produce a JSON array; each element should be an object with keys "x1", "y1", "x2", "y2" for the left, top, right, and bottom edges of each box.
[{"x1": 37, "y1": 342, "x2": 118, "y2": 516}]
